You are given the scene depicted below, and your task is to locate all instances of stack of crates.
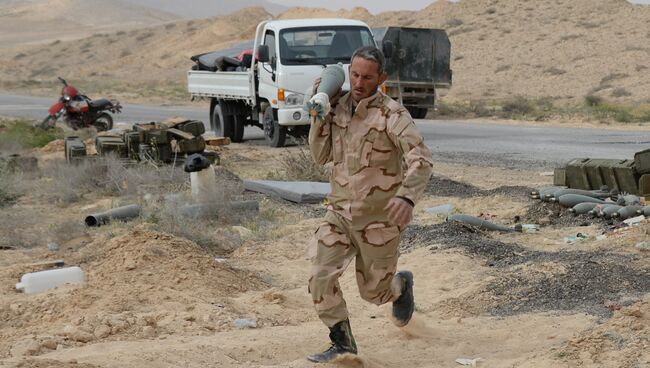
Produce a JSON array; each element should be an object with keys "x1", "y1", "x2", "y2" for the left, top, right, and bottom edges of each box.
[
  {"x1": 134, "y1": 122, "x2": 173, "y2": 162},
  {"x1": 635, "y1": 148, "x2": 650, "y2": 196},
  {"x1": 95, "y1": 135, "x2": 127, "y2": 158},
  {"x1": 64, "y1": 136, "x2": 87, "y2": 163},
  {"x1": 555, "y1": 156, "x2": 643, "y2": 195}
]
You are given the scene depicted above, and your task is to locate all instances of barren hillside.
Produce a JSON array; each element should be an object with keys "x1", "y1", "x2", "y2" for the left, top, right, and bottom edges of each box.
[
  {"x1": 1, "y1": 0, "x2": 649, "y2": 105},
  {"x1": 0, "y1": 0, "x2": 177, "y2": 49}
]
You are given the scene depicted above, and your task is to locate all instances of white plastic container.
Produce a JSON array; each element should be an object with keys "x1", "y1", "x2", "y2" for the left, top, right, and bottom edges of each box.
[
  {"x1": 15, "y1": 266, "x2": 85, "y2": 294},
  {"x1": 190, "y1": 165, "x2": 218, "y2": 204}
]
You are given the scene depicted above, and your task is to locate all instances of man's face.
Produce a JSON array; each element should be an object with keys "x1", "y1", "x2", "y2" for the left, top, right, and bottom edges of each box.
[{"x1": 348, "y1": 57, "x2": 387, "y2": 102}]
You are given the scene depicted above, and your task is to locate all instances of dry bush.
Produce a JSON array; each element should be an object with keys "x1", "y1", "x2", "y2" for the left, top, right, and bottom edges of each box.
[
  {"x1": 268, "y1": 145, "x2": 330, "y2": 182},
  {"x1": 611, "y1": 88, "x2": 632, "y2": 97},
  {"x1": 544, "y1": 67, "x2": 566, "y2": 76},
  {"x1": 41, "y1": 155, "x2": 189, "y2": 204},
  {"x1": 495, "y1": 64, "x2": 511, "y2": 73},
  {"x1": 142, "y1": 188, "x2": 246, "y2": 253},
  {"x1": 0, "y1": 207, "x2": 46, "y2": 248},
  {"x1": 0, "y1": 167, "x2": 23, "y2": 207},
  {"x1": 445, "y1": 19, "x2": 464, "y2": 27},
  {"x1": 600, "y1": 73, "x2": 629, "y2": 84},
  {"x1": 585, "y1": 94, "x2": 604, "y2": 107},
  {"x1": 48, "y1": 219, "x2": 87, "y2": 246}
]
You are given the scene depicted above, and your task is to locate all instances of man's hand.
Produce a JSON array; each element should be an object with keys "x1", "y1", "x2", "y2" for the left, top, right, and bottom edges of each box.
[
  {"x1": 312, "y1": 78, "x2": 343, "y2": 107},
  {"x1": 384, "y1": 197, "x2": 414, "y2": 228}
]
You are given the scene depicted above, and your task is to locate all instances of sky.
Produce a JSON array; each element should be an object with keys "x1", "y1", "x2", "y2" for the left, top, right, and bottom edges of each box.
[{"x1": 268, "y1": 0, "x2": 650, "y2": 14}]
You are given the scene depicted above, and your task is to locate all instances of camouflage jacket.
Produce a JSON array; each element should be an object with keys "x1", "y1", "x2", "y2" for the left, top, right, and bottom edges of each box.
[{"x1": 309, "y1": 91, "x2": 433, "y2": 228}]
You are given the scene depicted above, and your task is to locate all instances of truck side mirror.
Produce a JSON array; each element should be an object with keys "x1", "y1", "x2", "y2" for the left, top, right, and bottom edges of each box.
[
  {"x1": 382, "y1": 41, "x2": 394, "y2": 59},
  {"x1": 258, "y1": 45, "x2": 270, "y2": 63}
]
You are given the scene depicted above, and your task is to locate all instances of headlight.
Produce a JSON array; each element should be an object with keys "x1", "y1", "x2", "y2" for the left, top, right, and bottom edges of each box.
[
  {"x1": 63, "y1": 94, "x2": 71, "y2": 101},
  {"x1": 284, "y1": 93, "x2": 304, "y2": 106}
]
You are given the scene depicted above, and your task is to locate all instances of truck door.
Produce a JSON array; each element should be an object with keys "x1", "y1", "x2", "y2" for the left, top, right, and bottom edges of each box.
[{"x1": 258, "y1": 30, "x2": 278, "y2": 107}]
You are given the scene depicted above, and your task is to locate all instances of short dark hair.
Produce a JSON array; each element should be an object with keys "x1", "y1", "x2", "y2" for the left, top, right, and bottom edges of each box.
[{"x1": 350, "y1": 46, "x2": 385, "y2": 75}]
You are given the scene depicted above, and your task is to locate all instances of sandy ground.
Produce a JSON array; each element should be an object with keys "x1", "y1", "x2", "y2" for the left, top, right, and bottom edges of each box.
[{"x1": 1, "y1": 137, "x2": 648, "y2": 368}]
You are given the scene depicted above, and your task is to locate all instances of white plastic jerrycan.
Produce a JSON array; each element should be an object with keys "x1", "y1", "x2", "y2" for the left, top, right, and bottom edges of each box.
[{"x1": 16, "y1": 266, "x2": 85, "y2": 294}]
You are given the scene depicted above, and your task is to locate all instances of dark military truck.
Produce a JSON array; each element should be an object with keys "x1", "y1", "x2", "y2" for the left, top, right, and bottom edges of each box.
[{"x1": 373, "y1": 27, "x2": 452, "y2": 119}]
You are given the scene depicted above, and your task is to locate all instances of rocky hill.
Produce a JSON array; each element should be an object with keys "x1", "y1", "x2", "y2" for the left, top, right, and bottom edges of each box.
[
  {"x1": 0, "y1": 0, "x2": 177, "y2": 49},
  {"x1": 1, "y1": 0, "x2": 649, "y2": 104}
]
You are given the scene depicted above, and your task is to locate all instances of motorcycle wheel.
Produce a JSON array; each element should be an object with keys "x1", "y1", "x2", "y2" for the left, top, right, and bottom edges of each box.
[
  {"x1": 37, "y1": 116, "x2": 56, "y2": 130},
  {"x1": 93, "y1": 113, "x2": 113, "y2": 132}
]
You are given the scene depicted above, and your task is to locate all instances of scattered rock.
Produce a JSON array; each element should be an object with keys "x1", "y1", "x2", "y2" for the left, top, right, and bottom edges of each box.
[
  {"x1": 71, "y1": 331, "x2": 94, "y2": 343},
  {"x1": 142, "y1": 326, "x2": 156, "y2": 338},
  {"x1": 93, "y1": 324, "x2": 112, "y2": 339},
  {"x1": 11, "y1": 338, "x2": 41, "y2": 357},
  {"x1": 40, "y1": 338, "x2": 58, "y2": 350}
]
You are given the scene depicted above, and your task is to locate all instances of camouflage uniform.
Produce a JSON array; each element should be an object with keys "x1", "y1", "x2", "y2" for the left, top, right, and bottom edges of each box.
[{"x1": 308, "y1": 91, "x2": 433, "y2": 327}]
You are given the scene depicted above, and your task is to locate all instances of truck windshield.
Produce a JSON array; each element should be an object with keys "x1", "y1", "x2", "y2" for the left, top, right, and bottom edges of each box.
[{"x1": 279, "y1": 26, "x2": 375, "y2": 66}]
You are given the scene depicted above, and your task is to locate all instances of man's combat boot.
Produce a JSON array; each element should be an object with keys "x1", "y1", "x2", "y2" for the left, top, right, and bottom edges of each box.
[
  {"x1": 307, "y1": 319, "x2": 358, "y2": 363},
  {"x1": 392, "y1": 271, "x2": 414, "y2": 327}
]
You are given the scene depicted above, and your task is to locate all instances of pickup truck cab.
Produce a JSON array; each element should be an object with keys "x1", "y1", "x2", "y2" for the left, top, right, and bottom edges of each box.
[{"x1": 187, "y1": 18, "x2": 377, "y2": 147}]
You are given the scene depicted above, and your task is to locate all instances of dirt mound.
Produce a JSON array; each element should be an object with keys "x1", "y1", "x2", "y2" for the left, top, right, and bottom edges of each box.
[
  {"x1": 39, "y1": 139, "x2": 64, "y2": 154},
  {"x1": 554, "y1": 297, "x2": 650, "y2": 366},
  {"x1": 0, "y1": 227, "x2": 265, "y2": 358},
  {"x1": 425, "y1": 174, "x2": 534, "y2": 198}
]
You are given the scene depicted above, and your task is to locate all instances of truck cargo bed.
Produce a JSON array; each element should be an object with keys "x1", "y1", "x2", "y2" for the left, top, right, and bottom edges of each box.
[{"x1": 187, "y1": 70, "x2": 253, "y2": 102}]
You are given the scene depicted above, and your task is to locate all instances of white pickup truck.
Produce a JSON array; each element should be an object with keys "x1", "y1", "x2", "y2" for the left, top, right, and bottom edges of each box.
[{"x1": 187, "y1": 18, "x2": 379, "y2": 147}]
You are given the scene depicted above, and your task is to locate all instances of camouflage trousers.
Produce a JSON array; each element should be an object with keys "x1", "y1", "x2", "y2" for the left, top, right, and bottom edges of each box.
[{"x1": 308, "y1": 211, "x2": 404, "y2": 327}]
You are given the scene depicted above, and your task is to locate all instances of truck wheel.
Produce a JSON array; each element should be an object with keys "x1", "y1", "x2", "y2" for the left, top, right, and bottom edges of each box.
[
  {"x1": 231, "y1": 114, "x2": 245, "y2": 143},
  {"x1": 263, "y1": 106, "x2": 286, "y2": 147},
  {"x1": 212, "y1": 103, "x2": 234, "y2": 138}
]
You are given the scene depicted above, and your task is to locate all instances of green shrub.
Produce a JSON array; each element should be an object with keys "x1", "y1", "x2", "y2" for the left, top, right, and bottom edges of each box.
[{"x1": 0, "y1": 118, "x2": 64, "y2": 150}]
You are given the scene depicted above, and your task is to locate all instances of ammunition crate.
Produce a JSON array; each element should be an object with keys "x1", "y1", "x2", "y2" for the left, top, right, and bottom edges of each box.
[
  {"x1": 634, "y1": 148, "x2": 650, "y2": 175},
  {"x1": 583, "y1": 159, "x2": 609, "y2": 190},
  {"x1": 553, "y1": 168, "x2": 566, "y2": 186},
  {"x1": 96, "y1": 136, "x2": 127, "y2": 158},
  {"x1": 599, "y1": 161, "x2": 620, "y2": 192},
  {"x1": 64, "y1": 137, "x2": 87, "y2": 163},
  {"x1": 639, "y1": 174, "x2": 650, "y2": 197},
  {"x1": 138, "y1": 143, "x2": 173, "y2": 163},
  {"x1": 123, "y1": 131, "x2": 141, "y2": 160},
  {"x1": 141, "y1": 129, "x2": 169, "y2": 145},
  {"x1": 565, "y1": 158, "x2": 591, "y2": 190},
  {"x1": 176, "y1": 120, "x2": 205, "y2": 137},
  {"x1": 174, "y1": 136, "x2": 206, "y2": 154},
  {"x1": 134, "y1": 122, "x2": 169, "y2": 145},
  {"x1": 612, "y1": 159, "x2": 638, "y2": 194}
]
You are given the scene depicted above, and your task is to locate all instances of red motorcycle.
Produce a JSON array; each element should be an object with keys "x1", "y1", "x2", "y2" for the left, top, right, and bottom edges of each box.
[{"x1": 39, "y1": 77, "x2": 121, "y2": 131}]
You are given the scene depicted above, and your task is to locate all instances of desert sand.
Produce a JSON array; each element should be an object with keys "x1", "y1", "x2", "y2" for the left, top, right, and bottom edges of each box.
[
  {"x1": 1, "y1": 0, "x2": 650, "y2": 105},
  {"x1": 0, "y1": 138, "x2": 648, "y2": 367},
  {"x1": 1, "y1": 1, "x2": 649, "y2": 367}
]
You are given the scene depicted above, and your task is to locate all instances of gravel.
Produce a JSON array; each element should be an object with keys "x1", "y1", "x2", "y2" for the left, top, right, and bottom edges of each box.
[{"x1": 401, "y1": 221, "x2": 650, "y2": 317}]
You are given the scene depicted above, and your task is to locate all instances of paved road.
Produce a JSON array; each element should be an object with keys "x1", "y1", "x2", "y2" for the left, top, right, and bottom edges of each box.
[{"x1": 2, "y1": 92, "x2": 650, "y2": 170}]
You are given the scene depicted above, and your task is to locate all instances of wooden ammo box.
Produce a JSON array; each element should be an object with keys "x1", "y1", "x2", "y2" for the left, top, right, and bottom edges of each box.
[
  {"x1": 123, "y1": 131, "x2": 141, "y2": 160},
  {"x1": 634, "y1": 148, "x2": 650, "y2": 175},
  {"x1": 583, "y1": 159, "x2": 609, "y2": 190},
  {"x1": 134, "y1": 122, "x2": 169, "y2": 145},
  {"x1": 176, "y1": 120, "x2": 205, "y2": 137},
  {"x1": 639, "y1": 174, "x2": 650, "y2": 197},
  {"x1": 175, "y1": 136, "x2": 206, "y2": 154},
  {"x1": 64, "y1": 136, "x2": 86, "y2": 163},
  {"x1": 553, "y1": 167, "x2": 566, "y2": 186},
  {"x1": 96, "y1": 136, "x2": 127, "y2": 158},
  {"x1": 612, "y1": 159, "x2": 638, "y2": 194},
  {"x1": 565, "y1": 158, "x2": 591, "y2": 189}
]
